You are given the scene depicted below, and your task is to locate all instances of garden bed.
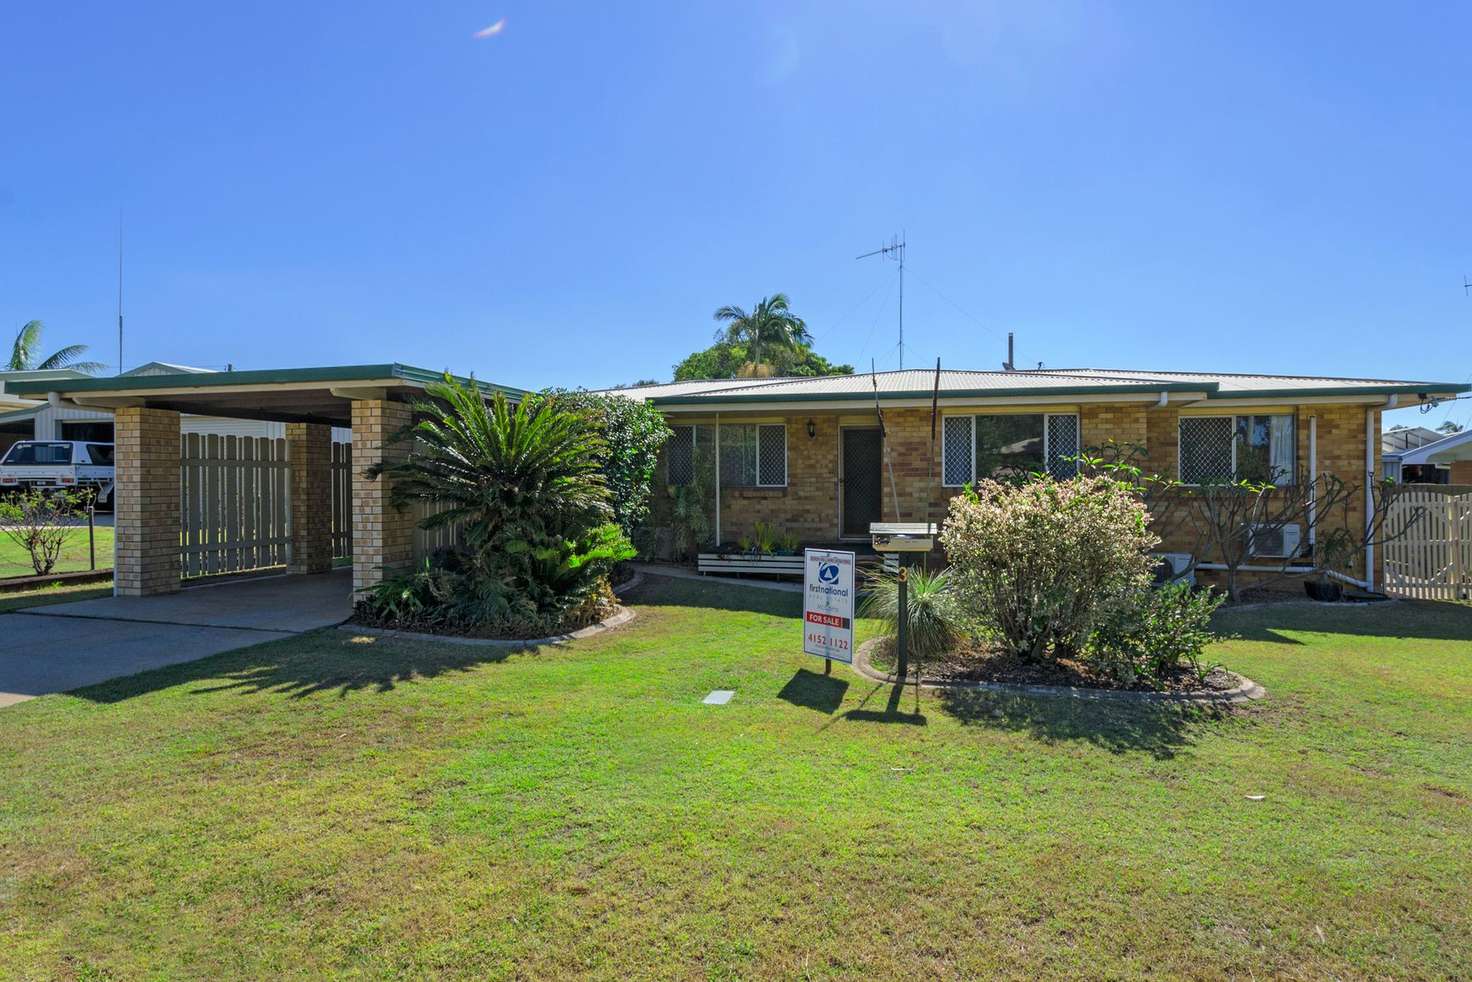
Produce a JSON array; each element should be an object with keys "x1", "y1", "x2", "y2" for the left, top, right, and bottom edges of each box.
[{"x1": 856, "y1": 637, "x2": 1263, "y2": 702}]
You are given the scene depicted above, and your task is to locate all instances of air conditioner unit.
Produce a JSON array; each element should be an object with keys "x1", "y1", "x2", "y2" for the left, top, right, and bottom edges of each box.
[
  {"x1": 1152, "y1": 552, "x2": 1196, "y2": 587},
  {"x1": 1246, "y1": 523, "x2": 1302, "y2": 559}
]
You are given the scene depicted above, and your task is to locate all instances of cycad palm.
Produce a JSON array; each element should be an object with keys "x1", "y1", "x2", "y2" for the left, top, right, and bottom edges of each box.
[
  {"x1": 712, "y1": 293, "x2": 811, "y2": 375},
  {"x1": 370, "y1": 375, "x2": 632, "y2": 624},
  {"x1": 7, "y1": 321, "x2": 106, "y2": 374}
]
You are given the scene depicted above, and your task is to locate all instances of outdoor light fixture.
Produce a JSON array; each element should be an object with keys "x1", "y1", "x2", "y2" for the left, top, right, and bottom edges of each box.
[{"x1": 806, "y1": 418, "x2": 817, "y2": 439}]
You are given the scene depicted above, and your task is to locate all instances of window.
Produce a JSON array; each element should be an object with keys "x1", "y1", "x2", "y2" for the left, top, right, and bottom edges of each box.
[
  {"x1": 667, "y1": 426, "x2": 695, "y2": 486},
  {"x1": 1179, "y1": 414, "x2": 1295, "y2": 485},
  {"x1": 719, "y1": 423, "x2": 786, "y2": 487},
  {"x1": 941, "y1": 413, "x2": 1079, "y2": 486},
  {"x1": 85, "y1": 444, "x2": 115, "y2": 466},
  {"x1": 0, "y1": 442, "x2": 74, "y2": 465}
]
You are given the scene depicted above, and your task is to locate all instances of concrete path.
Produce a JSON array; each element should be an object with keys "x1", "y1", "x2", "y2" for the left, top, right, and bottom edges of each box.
[{"x1": 0, "y1": 569, "x2": 352, "y2": 707}]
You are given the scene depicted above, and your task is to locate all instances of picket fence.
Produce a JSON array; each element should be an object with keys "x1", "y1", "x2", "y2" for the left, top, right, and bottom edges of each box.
[{"x1": 1382, "y1": 485, "x2": 1472, "y2": 601}]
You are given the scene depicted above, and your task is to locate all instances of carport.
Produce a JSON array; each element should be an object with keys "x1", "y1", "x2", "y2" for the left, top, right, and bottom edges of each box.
[{"x1": 9, "y1": 365, "x2": 523, "y2": 598}]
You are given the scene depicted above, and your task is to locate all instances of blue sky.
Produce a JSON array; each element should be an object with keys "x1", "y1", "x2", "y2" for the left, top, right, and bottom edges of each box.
[{"x1": 2, "y1": 2, "x2": 1469, "y2": 429}]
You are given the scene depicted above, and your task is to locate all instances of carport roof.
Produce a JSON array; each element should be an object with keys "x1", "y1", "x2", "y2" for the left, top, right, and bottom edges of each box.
[{"x1": 7, "y1": 363, "x2": 526, "y2": 427}]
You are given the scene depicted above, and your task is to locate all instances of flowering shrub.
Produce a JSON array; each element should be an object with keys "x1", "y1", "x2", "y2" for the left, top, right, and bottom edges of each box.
[
  {"x1": 940, "y1": 475, "x2": 1159, "y2": 661},
  {"x1": 1088, "y1": 581, "x2": 1223, "y2": 688}
]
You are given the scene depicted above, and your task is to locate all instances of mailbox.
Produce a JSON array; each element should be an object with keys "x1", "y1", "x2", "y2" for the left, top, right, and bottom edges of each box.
[{"x1": 869, "y1": 522, "x2": 937, "y2": 553}]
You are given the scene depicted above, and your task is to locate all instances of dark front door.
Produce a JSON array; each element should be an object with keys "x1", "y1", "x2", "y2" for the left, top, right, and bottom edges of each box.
[{"x1": 841, "y1": 428, "x2": 883, "y2": 538}]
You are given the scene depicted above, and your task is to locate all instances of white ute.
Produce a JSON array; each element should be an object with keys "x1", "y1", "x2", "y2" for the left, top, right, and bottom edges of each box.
[{"x1": 0, "y1": 440, "x2": 116, "y2": 510}]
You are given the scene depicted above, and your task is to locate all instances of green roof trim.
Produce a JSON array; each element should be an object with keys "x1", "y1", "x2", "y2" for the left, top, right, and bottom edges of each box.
[
  {"x1": 7, "y1": 364, "x2": 528, "y2": 398},
  {"x1": 651, "y1": 381, "x2": 1216, "y2": 405}
]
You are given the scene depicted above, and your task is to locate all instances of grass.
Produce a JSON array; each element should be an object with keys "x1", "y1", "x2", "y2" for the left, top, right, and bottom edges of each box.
[
  {"x1": 0, "y1": 524, "x2": 113, "y2": 579},
  {"x1": 0, "y1": 580, "x2": 113, "y2": 613},
  {"x1": 0, "y1": 579, "x2": 1469, "y2": 979}
]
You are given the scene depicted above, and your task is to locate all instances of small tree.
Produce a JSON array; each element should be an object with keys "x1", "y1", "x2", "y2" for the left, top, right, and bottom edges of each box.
[
  {"x1": 0, "y1": 490, "x2": 82, "y2": 575},
  {"x1": 539, "y1": 388, "x2": 672, "y2": 537},
  {"x1": 941, "y1": 475, "x2": 1159, "y2": 661}
]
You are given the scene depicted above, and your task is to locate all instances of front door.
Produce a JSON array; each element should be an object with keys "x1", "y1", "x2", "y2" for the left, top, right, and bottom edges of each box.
[{"x1": 841, "y1": 428, "x2": 883, "y2": 538}]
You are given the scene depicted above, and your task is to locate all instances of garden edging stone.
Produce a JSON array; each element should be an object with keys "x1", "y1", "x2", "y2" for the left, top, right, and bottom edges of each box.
[
  {"x1": 852, "y1": 638, "x2": 1266, "y2": 705},
  {"x1": 342, "y1": 604, "x2": 636, "y2": 649}
]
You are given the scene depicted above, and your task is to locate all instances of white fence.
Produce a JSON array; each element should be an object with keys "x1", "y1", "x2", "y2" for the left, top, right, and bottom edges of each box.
[
  {"x1": 179, "y1": 434, "x2": 354, "y2": 578},
  {"x1": 1383, "y1": 485, "x2": 1472, "y2": 601},
  {"x1": 180, "y1": 434, "x2": 291, "y2": 577},
  {"x1": 332, "y1": 441, "x2": 353, "y2": 562}
]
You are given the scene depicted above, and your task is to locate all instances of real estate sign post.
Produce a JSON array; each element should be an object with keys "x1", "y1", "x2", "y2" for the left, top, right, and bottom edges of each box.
[{"x1": 803, "y1": 548, "x2": 855, "y2": 671}]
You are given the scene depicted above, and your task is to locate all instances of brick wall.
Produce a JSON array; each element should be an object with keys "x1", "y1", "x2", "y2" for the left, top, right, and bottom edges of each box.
[
  {"x1": 350, "y1": 399, "x2": 416, "y2": 593},
  {"x1": 114, "y1": 406, "x2": 181, "y2": 596},
  {"x1": 649, "y1": 401, "x2": 1381, "y2": 584},
  {"x1": 286, "y1": 422, "x2": 334, "y2": 574}
]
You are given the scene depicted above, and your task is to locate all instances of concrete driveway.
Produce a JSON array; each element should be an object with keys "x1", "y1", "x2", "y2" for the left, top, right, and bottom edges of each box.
[{"x1": 0, "y1": 569, "x2": 352, "y2": 707}]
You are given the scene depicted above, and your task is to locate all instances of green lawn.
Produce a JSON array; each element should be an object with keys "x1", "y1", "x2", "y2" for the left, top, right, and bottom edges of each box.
[
  {"x1": 1, "y1": 579, "x2": 1469, "y2": 979},
  {"x1": 0, "y1": 524, "x2": 113, "y2": 579}
]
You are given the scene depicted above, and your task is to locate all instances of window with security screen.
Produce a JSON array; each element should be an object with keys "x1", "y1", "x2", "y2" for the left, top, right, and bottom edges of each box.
[
  {"x1": 718, "y1": 423, "x2": 787, "y2": 487},
  {"x1": 1179, "y1": 414, "x2": 1295, "y2": 485},
  {"x1": 666, "y1": 426, "x2": 695, "y2": 486},
  {"x1": 941, "y1": 413, "x2": 1079, "y2": 486},
  {"x1": 942, "y1": 416, "x2": 973, "y2": 486},
  {"x1": 1046, "y1": 415, "x2": 1080, "y2": 478}
]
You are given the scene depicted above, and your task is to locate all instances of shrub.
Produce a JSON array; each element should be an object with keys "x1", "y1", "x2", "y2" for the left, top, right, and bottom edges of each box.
[
  {"x1": 940, "y1": 475, "x2": 1159, "y2": 661},
  {"x1": 1089, "y1": 582, "x2": 1224, "y2": 689},
  {"x1": 365, "y1": 375, "x2": 635, "y2": 636},
  {"x1": 539, "y1": 389, "x2": 672, "y2": 537},
  {"x1": 0, "y1": 490, "x2": 82, "y2": 576},
  {"x1": 859, "y1": 565, "x2": 965, "y2": 661}
]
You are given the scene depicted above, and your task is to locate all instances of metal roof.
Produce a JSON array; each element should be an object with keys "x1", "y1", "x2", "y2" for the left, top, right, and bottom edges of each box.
[
  {"x1": 8, "y1": 363, "x2": 526, "y2": 398},
  {"x1": 642, "y1": 366, "x2": 1470, "y2": 407},
  {"x1": 1391, "y1": 426, "x2": 1472, "y2": 466},
  {"x1": 1041, "y1": 368, "x2": 1467, "y2": 397}
]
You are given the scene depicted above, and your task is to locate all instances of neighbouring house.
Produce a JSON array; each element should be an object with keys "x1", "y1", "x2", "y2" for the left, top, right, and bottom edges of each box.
[
  {"x1": 611, "y1": 368, "x2": 1471, "y2": 593},
  {"x1": 1383, "y1": 425, "x2": 1472, "y2": 486}
]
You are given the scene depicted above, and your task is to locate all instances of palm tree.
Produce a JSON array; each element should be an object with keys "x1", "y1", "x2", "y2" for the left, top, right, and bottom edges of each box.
[
  {"x1": 7, "y1": 321, "x2": 106, "y2": 374},
  {"x1": 712, "y1": 293, "x2": 812, "y2": 376}
]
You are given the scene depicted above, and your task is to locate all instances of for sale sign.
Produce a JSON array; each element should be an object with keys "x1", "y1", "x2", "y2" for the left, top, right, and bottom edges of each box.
[{"x1": 803, "y1": 548, "x2": 856, "y2": 664}]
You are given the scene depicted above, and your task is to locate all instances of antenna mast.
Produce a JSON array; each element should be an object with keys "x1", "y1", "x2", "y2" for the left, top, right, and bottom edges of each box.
[
  {"x1": 117, "y1": 213, "x2": 124, "y2": 376},
  {"x1": 856, "y1": 233, "x2": 906, "y2": 369}
]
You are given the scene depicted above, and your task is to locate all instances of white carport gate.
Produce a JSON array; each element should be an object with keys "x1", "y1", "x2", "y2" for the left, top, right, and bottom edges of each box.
[{"x1": 1382, "y1": 485, "x2": 1472, "y2": 601}]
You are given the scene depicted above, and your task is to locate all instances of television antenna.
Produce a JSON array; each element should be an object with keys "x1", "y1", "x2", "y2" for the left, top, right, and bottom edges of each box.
[{"x1": 856, "y1": 234, "x2": 906, "y2": 369}]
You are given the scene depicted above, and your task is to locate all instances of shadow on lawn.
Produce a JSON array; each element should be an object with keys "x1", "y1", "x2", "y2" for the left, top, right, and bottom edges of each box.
[
  {"x1": 75, "y1": 632, "x2": 530, "y2": 704},
  {"x1": 1213, "y1": 598, "x2": 1472, "y2": 646},
  {"x1": 840, "y1": 681, "x2": 927, "y2": 726},
  {"x1": 935, "y1": 687, "x2": 1228, "y2": 759},
  {"x1": 622, "y1": 574, "x2": 801, "y2": 618},
  {"x1": 778, "y1": 668, "x2": 849, "y2": 714}
]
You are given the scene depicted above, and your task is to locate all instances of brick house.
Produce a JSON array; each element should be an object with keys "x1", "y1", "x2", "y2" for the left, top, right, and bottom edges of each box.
[{"x1": 616, "y1": 368, "x2": 1470, "y2": 592}]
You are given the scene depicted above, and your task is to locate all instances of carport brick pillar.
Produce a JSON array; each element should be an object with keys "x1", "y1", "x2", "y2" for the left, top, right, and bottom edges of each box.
[
  {"x1": 351, "y1": 399, "x2": 416, "y2": 595},
  {"x1": 287, "y1": 422, "x2": 334, "y2": 574},
  {"x1": 115, "y1": 406, "x2": 182, "y2": 596}
]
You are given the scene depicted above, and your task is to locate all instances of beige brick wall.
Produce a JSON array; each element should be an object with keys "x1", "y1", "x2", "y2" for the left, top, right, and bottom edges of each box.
[
  {"x1": 287, "y1": 422, "x2": 334, "y2": 575},
  {"x1": 114, "y1": 406, "x2": 181, "y2": 596},
  {"x1": 651, "y1": 401, "x2": 1382, "y2": 584},
  {"x1": 350, "y1": 399, "x2": 416, "y2": 594}
]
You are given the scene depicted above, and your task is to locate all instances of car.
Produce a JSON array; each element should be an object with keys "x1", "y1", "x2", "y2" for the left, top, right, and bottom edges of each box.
[{"x1": 0, "y1": 440, "x2": 116, "y2": 511}]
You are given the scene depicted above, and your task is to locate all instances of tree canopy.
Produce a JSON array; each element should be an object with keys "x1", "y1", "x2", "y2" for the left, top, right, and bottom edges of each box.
[{"x1": 6, "y1": 320, "x2": 105, "y2": 374}]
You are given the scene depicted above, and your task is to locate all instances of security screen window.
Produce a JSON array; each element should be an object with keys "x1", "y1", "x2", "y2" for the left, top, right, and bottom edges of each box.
[
  {"x1": 666, "y1": 425, "x2": 695, "y2": 486},
  {"x1": 718, "y1": 423, "x2": 787, "y2": 487},
  {"x1": 942, "y1": 413, "x2": 1080, "y2": 485},
  {"x1": 1178, "y1": 414, "x2": 1295, "y2": 485}
]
